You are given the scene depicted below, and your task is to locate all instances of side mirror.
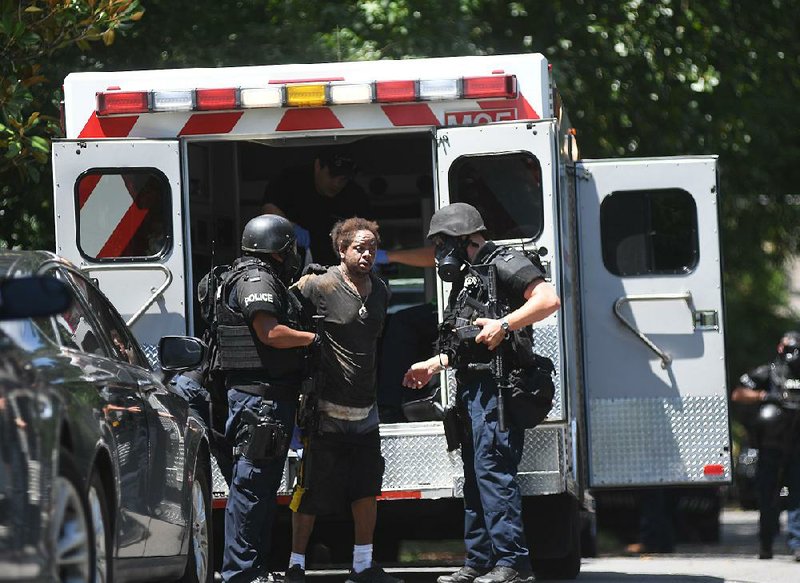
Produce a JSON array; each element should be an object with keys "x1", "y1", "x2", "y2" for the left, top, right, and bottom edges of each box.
[
  {"x1": 0, "y1": 276, "x2": 72, "y2": 320},
  {"x1": 159, "y1": 336, "x2": 206, "y2": 372}
]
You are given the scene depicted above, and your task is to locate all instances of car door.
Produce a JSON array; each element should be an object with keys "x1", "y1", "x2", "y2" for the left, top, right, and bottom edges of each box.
[
  {"x1": 51, "y1": 267, "x2": 154, "y2": 558},
  {"x1": 67, "y1": 268, "x2": 191, "y2": 556},
  {"x1": 575, "y1": 156, "x2": 730, "y2": 488}
]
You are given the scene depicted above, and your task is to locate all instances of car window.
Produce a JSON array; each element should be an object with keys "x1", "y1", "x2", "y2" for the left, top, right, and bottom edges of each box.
[
  {"x1": 61, "y1": 270, "x2": 149, "y2": 368},
  {"x1": 0, "y1": 317, "x2": 53, "y2": 352},
  {"x1": 50, "y1": 270, "x2": 108, "y2": 356}
]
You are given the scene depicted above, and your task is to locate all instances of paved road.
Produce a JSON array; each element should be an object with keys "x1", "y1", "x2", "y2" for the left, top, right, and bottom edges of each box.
[{"x1": 294, "y1": 510, "x2": 799, "y2": 583}]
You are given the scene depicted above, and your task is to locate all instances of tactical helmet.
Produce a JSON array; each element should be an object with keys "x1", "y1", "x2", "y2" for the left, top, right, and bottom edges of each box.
[
  {"x1": 781, "y1": 331, "x2": 800, "y2": 367},
  {"x1": 427, "y1": 202, "x2": 487, "y2": 239},
  {"x1": 241, "y1": 214, "x2": 296, "y2": 255}
]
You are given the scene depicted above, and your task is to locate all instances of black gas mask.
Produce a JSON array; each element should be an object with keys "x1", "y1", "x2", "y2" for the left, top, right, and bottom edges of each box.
[
  {"x1": 278, "y1": 242, "x2": 301, "y2": 285},
  {"x1": 434, "y1": 236, "x2": 471, "y2": 283},
  {"x1": 781, "y1": 340, "x2": 800, "y2": 377}
]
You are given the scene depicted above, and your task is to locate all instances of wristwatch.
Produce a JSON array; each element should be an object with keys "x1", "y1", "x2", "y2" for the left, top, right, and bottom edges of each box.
[{"x1": 500, "y1": 319, "x2": 510, "y2": 336}]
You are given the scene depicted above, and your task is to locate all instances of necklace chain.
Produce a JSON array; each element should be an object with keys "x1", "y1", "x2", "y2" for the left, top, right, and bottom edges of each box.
[{"x1": 339, "y1": 265, "x2": 369, "y2": 319}]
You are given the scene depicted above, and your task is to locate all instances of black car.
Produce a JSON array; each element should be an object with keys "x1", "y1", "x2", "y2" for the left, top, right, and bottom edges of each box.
[{"x1": 0, "y1": 251, "x2": 213, "y2": 582}]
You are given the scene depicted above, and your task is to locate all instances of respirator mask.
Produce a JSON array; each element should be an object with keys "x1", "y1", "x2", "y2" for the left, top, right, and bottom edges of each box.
[
  {"x1": 434, "y1": 236, "x2": 470, "y2": 283},
  {"x1": 782, "y1": 341, "x2": 800, "y2": 377}
]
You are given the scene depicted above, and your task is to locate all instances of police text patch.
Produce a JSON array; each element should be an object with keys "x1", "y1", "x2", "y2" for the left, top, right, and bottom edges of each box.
[{"x1": 244, "y1": 292, "x2": 274, "y2": 306}]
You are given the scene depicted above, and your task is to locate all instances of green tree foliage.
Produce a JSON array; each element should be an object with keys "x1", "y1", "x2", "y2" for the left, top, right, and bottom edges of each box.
[
  {"x1": 7, "y1": 0, "x2": 800, "y2": 375},
  {"x1": 0, "y1": 0, "x2": 143, "y2": 249}
]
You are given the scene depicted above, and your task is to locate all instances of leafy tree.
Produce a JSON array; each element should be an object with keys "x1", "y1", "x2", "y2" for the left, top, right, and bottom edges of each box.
[
  {"x1": 0, "y1": 0, "x2": 143, "y2": 249},
  {"x1": 11, "y1": 0, "x2": 800, "y2": 376}
]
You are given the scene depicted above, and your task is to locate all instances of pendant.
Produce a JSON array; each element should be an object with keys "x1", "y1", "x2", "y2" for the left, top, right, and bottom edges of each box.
[{"x1": 358, "y1": 305, "x2": 368, "y2": 319}]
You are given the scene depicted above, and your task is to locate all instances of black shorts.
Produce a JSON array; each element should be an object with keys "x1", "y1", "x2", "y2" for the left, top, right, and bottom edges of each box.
[{"x1": 291, "y1": 429, "x2": 384, "y2": 515}]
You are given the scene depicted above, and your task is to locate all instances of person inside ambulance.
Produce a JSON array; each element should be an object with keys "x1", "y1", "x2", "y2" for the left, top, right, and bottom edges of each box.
[
  {"x1": 262, "y1": 148, "x2": 372, "y2": 266},
  {"x1": 218, "y1": 214, "x2": 318, "y2": 583},
  {"x1": 403, "y1": 202, "x2": 560, "y2": 583},
  {"x1": 732, "y1": 331, "x2": 800, "y2": 561}
]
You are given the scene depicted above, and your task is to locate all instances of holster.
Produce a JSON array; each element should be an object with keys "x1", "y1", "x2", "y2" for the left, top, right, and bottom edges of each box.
[
  {"x1": 236, "y1": 405, "x2": 289, "y2": 461},
  {"x1": 443, "y1": 404, "x2": 469, "y2": 452}
]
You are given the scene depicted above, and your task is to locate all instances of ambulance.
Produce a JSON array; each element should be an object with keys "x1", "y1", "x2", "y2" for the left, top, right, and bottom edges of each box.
[{"x1": 53, "y1": 53, "x2": 731, "y2": 578}]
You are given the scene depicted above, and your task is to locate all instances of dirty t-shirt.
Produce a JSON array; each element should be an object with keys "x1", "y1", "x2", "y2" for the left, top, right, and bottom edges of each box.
[{"x1": 293, "y1": 266, "x2": 390, "y2": 408}]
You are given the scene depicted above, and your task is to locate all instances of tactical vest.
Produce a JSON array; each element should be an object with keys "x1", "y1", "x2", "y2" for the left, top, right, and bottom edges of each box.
[
  {"x1": 213, "y1": 257, "x2": 304, "y2": 377},
  {"x1": 440, "y1": 245, "x2": 538, "y2": 370}
]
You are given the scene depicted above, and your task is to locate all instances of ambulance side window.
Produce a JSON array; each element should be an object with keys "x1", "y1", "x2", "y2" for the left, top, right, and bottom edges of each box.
[
  {"x1": 448, "y1": 152, "x2": 543, "y2": 241},
  {"x1": 75, "y1": 169, "x2": 171, "y2": 260},
  {"x1": 600, "y1": 188, "x2": 699, "y2": 276}
]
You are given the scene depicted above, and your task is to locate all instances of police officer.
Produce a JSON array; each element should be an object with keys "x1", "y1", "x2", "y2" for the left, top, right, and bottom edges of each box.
[
  {"x1": 732, "y1": 331, "x2": 800, "y2": 562},
  {"x1": 220, "y1": 214, "x2": 319, "y2": 583},
  {"x1": 403, "y1": 203, "x2": 560, "y2": 583}
]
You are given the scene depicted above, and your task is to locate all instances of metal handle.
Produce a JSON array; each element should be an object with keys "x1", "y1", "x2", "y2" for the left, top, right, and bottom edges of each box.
[
  {"x1": 80, "y1": 264, "x2": 173, "y2": 328},
  {"x1": 613, "y1": 292, "x2": 693, "y2": 369}
]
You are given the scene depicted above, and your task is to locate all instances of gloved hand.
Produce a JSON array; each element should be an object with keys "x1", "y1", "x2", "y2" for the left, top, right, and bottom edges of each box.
[
  {"x1": 762, "y1": 392, "x2": 784, "y2": 406},
  {"x1": 293, "y1": 224, "x2": 312, "y2": 249},
  {"x1": 374, "y1": 249, "x2": 390, "y2": 265},
  {"x1": 301, "y1": 262, "x2": 327, "y2": 276}
]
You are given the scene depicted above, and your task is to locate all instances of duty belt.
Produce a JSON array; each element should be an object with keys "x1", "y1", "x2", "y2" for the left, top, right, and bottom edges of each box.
[{"x1": 231, "y1": 382, "x2": 296, "y2": 401}]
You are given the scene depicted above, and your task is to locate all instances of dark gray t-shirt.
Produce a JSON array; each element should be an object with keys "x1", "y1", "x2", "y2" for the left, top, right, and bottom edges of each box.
[{"x1": 293, "y1": 267, "x2": 390, "y2": 408}]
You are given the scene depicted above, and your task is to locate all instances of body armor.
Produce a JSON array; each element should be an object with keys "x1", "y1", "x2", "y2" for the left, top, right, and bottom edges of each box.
[{"x1": 214, "y1": 257, "x2": 303, "y2": 375}]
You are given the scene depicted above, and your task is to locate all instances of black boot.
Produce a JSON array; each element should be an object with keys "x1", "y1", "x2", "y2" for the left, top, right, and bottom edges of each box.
[
  {"x1": 758, "y1": 541, "x2": 773, "y2": 560},
  {"x1": 437, "y1": 566, "x2": 488, "y2": 583},
  {"x1": 474, "y1": 566, "x2": 535, "y2": 583}
]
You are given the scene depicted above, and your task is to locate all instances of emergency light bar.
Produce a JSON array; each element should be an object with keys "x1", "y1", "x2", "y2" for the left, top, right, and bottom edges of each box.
[{"x1": 95, "y1": 74, "x2": 517, "y2": 116}]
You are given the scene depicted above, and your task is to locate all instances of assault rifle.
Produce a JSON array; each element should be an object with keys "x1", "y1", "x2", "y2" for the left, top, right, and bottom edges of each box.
[
  {"x1": 459, "y1": 263, "x2": 511, "y2": 432},
  {"x1": 297, "y1": 314, "x2": 325, "y2": 434}
]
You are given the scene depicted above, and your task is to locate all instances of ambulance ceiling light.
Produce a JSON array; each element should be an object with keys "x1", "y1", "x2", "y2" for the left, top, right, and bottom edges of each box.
[
  {"x1": 374, "y1": 80, "x2": 417, "y2": 103},
  {"x1": 418, "y1": 78, "x2": 459, "y2": 101},
  {"x1": 285, "y1": 84, "x2": 327, "y2": 107},
  {"x1": 240, "y1": 86, "x2": 283, "y2": 108},
  {"x1": 94, "y1": 74, "x2": 519, "y2": 116},
  {"x1": 195, "y1": 88, "x2": 237, "y2": 110},
  {"x1": 96, "y1": 91, "x2": 149, "y2": 116},
  {"x1": 329, "y1": 83, "x2": 373, "y2": 105},
  {"x1": 462, "y1": 75, "x2": 517, "y2": 99},
  {"x1": 151, "y1": 90, "x2": 194, "y2": 112}
]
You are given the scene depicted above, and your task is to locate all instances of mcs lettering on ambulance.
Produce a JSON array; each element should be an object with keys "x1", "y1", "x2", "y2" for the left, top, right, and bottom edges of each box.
[{"x1": 445, "y1": 108, "x2": 517, "y2": 126}]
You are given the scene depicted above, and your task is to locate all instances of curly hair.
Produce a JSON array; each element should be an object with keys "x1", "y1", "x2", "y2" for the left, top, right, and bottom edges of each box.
[{"x1": 330, "y1": 217, "x2": 380, "y2": 256}]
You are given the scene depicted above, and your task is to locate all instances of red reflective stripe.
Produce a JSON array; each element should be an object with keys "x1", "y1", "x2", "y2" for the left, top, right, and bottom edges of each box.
[
  {"x1": 381, "y1": 104, "x2": 439, "y2": 127},
  {"x1": 97, "y1": 200, "x2": 149, "y2": 258},
  {"x1": 78, "y1": 174, "x2": 102, "y2": 210},
  {"x1": 477, "y1": 94, "x2": 538, "y2": 120},
  {"x1": 78, "y1": 112, "x2": 139, "y2": 138},
  {"x1": 277, "y1": 495, "x2": 292, "y2": 505},
  {"x1": 179, "y1": 112, "x2": 243, "y2": 136},
  {"x1": 378, "y1": 490, "x2": 422, "y2": 500},
  {"x1": 276, "y1": 108, "x2": 344, "y2": 132},
  {"x1": 212, "y1": 498, "x2": 226, "y2": 510}
]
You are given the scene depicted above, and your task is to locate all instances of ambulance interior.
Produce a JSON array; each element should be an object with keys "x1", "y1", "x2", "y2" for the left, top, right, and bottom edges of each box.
[{"x1": 185, "y1": 132, "x2": 544, "y2": 422}]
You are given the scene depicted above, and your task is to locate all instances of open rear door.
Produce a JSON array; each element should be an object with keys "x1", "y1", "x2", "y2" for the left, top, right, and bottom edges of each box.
[
  {"x1": 433, "y1": 121, "x2": 565, "y2": 420},
  {"x1": 576, "y1": 156, "x2": 730, "y2": 487},
  {"x1": 52, "y1": 139, "x2": 186, "y2": 364}
]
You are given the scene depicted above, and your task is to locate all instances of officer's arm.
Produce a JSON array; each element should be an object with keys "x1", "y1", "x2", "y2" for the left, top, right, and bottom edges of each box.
[
  {"x1": 475, "y1": 278, "x2": 561, "y2": 350},
  {"x1": 731, "y1": 386, "x2": 768, "y2": 404},
  {"x1": 252, "y1": 312, "x2": 316, "y2": 349}
]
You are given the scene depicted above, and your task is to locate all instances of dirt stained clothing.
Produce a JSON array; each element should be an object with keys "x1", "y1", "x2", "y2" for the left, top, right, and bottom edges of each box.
[{"x1": 292, "y1": 266, "x2": 390, "y2": 409}]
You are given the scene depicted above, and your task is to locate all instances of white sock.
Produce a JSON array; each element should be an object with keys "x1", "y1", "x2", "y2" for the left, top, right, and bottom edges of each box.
[
  {"x1": 353, "y1": 544, "x2": 373, "y2": 573},
  {"x1": 289, "y1": 552, "x2": 306, "y2": 570}
]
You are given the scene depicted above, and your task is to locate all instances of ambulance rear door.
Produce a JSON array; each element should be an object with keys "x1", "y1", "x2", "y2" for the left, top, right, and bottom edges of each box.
[
  {"x1": 52, "y1": 139, "x2": 187, "y2": 365},
  {"x1": 576, "y1": 156, "x2": 730, "y2": 488},
  {"x1": 433, "y1": 121, "x2": 566, "y2": 422}
]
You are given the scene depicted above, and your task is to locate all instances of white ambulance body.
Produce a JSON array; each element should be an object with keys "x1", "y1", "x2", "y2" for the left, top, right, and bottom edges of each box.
[{"x1": 53, "y1": 53, "x2": 730, "y2": 577}]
